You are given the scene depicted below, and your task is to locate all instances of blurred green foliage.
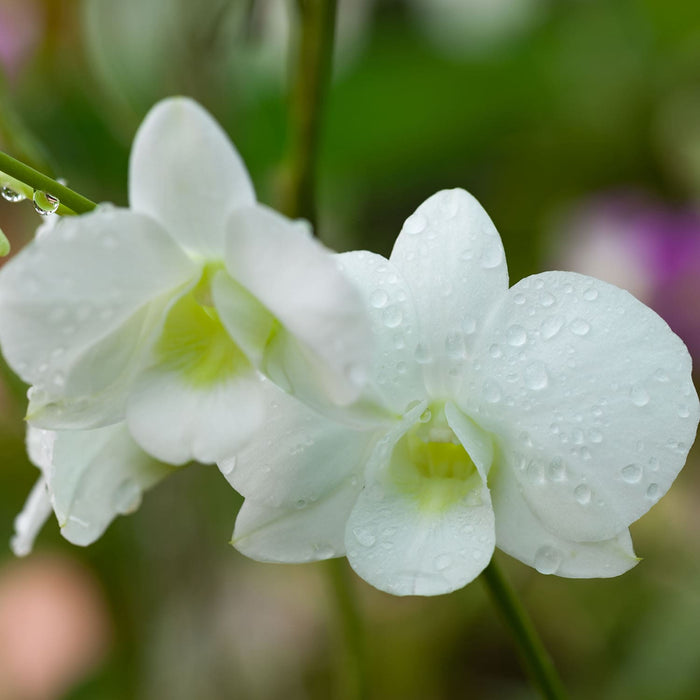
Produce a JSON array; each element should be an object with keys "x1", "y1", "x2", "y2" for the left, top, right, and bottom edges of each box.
[{"x1": 1, "y1": 1, "x2": 700, "y2": 698}]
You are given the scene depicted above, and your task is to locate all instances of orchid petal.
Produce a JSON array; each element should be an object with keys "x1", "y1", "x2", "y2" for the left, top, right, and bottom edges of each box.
[
  {"x1": 129, "y1": 97, "x2": 255, "y2": 257},
  {"x1": 459, "y1": 271, "x2": 699, "y2": 541}
]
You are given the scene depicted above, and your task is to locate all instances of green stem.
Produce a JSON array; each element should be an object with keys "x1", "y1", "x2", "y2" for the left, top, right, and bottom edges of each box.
[
  {"x1": 481, "y1": 558, "x2": 568, "y2": 700},
  {"x1": 279, "y1": 0, "x2": 338, "y2": 229},
  {"x1": 326, "y1": 559, "x2": 370, "y2": 700},
  {"x1": 0, "y1": 150, "x2": 96, "y2": 215}
]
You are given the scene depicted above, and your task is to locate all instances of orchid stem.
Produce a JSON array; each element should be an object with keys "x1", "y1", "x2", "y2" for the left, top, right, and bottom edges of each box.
[
  {"x1": 326, "y1": 558, "x2": 370, "y2": 700},
  {"x1": 0, "y1": 150, "x2": 96, "y2": 216},
  {"x1": 480, "y1": 558, "x2": 568, "y2": 700},
  {"x1": 279, "y1": 0, "x2": 337, "y2": 230}
]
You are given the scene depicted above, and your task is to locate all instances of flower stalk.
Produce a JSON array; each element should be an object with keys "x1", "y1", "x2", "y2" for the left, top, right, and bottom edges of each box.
[
  {"x1": 480, "y1": 557, "x2": 568, "y2": 700},
  {"x1": 279, "y1": 0, "x2": 338, "y2": 229}
]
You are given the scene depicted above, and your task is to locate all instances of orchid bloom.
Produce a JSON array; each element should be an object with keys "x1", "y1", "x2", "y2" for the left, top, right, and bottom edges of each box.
[
  {"x1": 227, "y1": 189, "x2": 699, "y2": 596},
  {"x1": 0, "y1": 97, "x2": 370, "y2": 466},
  {"x1": 0, "y1": 97, "x2": 371, "y2": 553}
]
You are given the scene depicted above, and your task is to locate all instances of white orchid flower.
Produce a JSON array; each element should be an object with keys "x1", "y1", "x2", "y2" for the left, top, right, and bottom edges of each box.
[
  {"x1": 0, "y1": 97, "x2": 370, "y2": 466},
  {"x1": 12, "y1": 425, "x2": 172, "y2": 555},
  {"x1": 227, "y1": 188, "x2": 699, "y2": 596}
]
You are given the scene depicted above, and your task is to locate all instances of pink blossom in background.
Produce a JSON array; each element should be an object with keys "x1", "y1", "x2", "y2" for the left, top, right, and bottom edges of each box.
[
  {"x1": 556, "y1": 192, "x2": 700, "y2": 365},
  {"x1": 0, "y1": 0, "x2": 43, "y2": 80},
  {"x1": 0, "y1": 555, "x2": 111, "y2": 700}
]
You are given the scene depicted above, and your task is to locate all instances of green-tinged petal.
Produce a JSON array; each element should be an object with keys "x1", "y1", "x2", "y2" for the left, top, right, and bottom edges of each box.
[
  {"x1": 344, "y1": 409, "x2": 496, "y2": 596},
  {"x1": 458, "y1": 271, "x2": 699, "y2": 542},
  {"x1": 222, "y1": 379, "x2": 376, "y2": 508},
  {"x1": 0, "y1": 207, "x2": 198, "y2": 426},
  {"x1": 490, "y1": 458, "x2": 638, "y2": 578},
  {"x1": 389, "y1": 189, "x2": 509, "y2": 397},
  {"x1": 129, "y1": 97, "x2": 255, "y2": 257},
  {"x1": 224, "y1": 205, "x2": 372, "y2": 406},
  {"x1": 46, "y1": 423, "x2": 173, "y2": 546},
  {"x1": 233, "y1": 476, "x2": 362, "y2": 563}
]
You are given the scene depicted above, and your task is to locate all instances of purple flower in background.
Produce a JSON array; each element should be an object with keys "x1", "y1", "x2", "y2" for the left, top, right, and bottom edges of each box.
[
  {"x1": 557, "y1": 192, "x2": 700, "y2": 365},
  {"x1": 0, "y1": 0, "x2": 43, "y2": 80}
]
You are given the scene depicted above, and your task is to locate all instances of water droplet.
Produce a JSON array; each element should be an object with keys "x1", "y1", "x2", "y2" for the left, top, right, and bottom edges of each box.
[
  {"x1": 445, "y1": 332, "x2": 465, "y2": 359},
  {"x1": 514, "y1": 293, "x2": 526, "y2": 305},
  {"x1": 646, "y1": 483, "x2": 660, "y2": 499},
  {"x1": 547, "y1": 457, "x2": 566, "y2": 481},
  {"x1": 574, "y1": 484, "x2": 591, "y2": 505},
  {"x1": 506, "y1": 324, "x2": 527, "y2": 347},
  {"x1": 461, "y1": 315, "x2": 477, "y2": 335},
  {"x1": 1, "y1": 186, "x2": 25, "y2": 203},
  {"x1": 489, "y1": 343, "x2": 502, "y2": 359},
  {"x1": 345, "y1": 363, "x2": 366, "y2": 386},
  {"x1": 629, "y1": 384, "x2": 649, "y2": 407},
  {"x1": 414, "y1": 342, "x2": 432, "y2": 364},
  {"x1": 654, "y1": 369, "x2": 669, "y2": 382},
  {"x1": 220, "y1": 456, "x2": 236, "y2": 476},
  {"x1": 621, "y1": 463, "x2": 642, "y2": 484},
  {"x1": 369, "y1": 289, "x2": 388, "y2": 308},
  {"x1": 435, "y1": 554, "x2": 452, "y2": 571},
  {"x1": 312, "y1": 543, "x2": 335, "y2": 559},
  {"x1": 583, "y1": 287, "x2": 598, "y2": 301},
  {"x1": 534, "y1": 545, "x2": 563, "y2": 575},
  {"x1": 113, "y1": 480, "x2": 141, "y2": 514},
  {"x1": 678, "y1": 404, "x2": 690, "y2": 418},
  {"x1": 541, "y1": 316, "x2": 563, "y2": 340},
  {"x1": 296, "y1": 498, "x2": 308, "y2": 509},
  {"x1": 570, "y1": 318, "x2": 590, "y2": 336},
  {"x1": 382, "y1": 305, "x2": 402, "y2": 328},
  {"x1": 480, "y1": 241, "x2": 504, "y2": 269},
  {"x1": 352, "y1": 527, "x2": 376, "y2": 547},
  {"x1": 52, "y1": 372, "x2": 66, "y2": 388},
  {"x1": 524, "y1": 361, "x2": 548, "y2": 391},
  {"x1": 540, "y1": 292, "x2": 555, "y2": 307},
  {"x1": 483, "y1": 380, "x2": 502, "y2": 404},
  {"x1": 588, "y1": 429, "x2": 603, "y2": 444},
  {"x1": 393, "y1": 333, "x2": 405, "y2": 350},
  {"x1": 404, "y1": 213, "x2": 426, "y2": 235},
  {"x1": 397, "y1": 361, "x2": 407, "y2": 375},
  {"x1": 419, "y1": 408, "x2": 432, "y2": 423},
  {"x1": 33, "y1": 190, "x2": 59, "y2": 216}
]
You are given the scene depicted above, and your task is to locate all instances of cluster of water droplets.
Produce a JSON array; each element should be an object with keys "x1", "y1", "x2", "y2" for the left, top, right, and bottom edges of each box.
[{"x1": 2, "y1": 184, "x2": 60, "y2": 215}]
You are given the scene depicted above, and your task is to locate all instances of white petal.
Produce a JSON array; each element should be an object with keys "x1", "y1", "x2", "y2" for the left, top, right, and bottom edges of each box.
[
  {"x1": 126, "y1": 366, "x2": 266, "y2": 465},
  {"x1": 0, "y1": 207, "x2": 197, "y2": 425},
  {"x1": 47, "y1": 423, "x2": 174, "y2": 546},
  {"x1": 233, "y1": 476, "x2": 362, "y2": 563},
  {"x1": 334, "y1": 251, "x2": 425, "y2": 414},
  {"x1": 26, "y1": 426, "x2": 56, "y2": 471},
  {"x1": 11, "y1": 476, "x2": 52, "y2": 557},
  {"x1": 345, "y1": 419, "x2": 496, "y2": 596},
  {"x1": 389, "y1": 189, "x2": 509, "y2": 396},
  {"x1": 223, "y1": 379, "x2": 376, "y2": 508},
  {"x1": 445, "y1": 401, "x2": 494, "y2": 481},
  {"x1": 459, "y1": 271, "x2": 699, "y2": 542},
  {"x1": 129, "y1": 97, "x2": 255, "y2": 257},
  {"x1": 224, "y1": 205, "x2": 372, "y2": 405},
  {"x1": 490, "y1": 461, "x2": 638, "y2": 578}
]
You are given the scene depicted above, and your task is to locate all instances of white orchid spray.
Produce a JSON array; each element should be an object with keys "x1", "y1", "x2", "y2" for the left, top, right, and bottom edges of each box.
[
  {"x1": 0, "y1": 97, "x2": 372, "y2": 551},
  {"x1": 227, "y1": 188, "x2": 700, "y2": 596}
]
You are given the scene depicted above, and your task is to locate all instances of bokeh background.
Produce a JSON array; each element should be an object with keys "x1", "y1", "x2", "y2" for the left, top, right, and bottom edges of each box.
[{"x1": 1, "y1": 0, "x2": 700, "y2": 698}]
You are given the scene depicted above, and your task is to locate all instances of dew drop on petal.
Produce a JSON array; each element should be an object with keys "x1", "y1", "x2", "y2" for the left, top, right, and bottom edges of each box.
[
  {"x1": 583, "y1": 287, "x2": 599, "y2": 301},
  {"x1": 382, "y1": 305, "x2": 402, "y2": 328},
  {"x1": 113, "y1": 480, "x2": 142, "y2": 514},
  {"x1": 445, "y1": 332, "x2": 465, "y2": 359},
  {"x1": 414, "y1": 342, "x2": 432, "y2": 364},
  {"x1": 524, "y1": 361, "x2": 548, "y2": 391},
  {"x1": 629, "y1": 384, "x2": 650, "y2": 407},
  {"x1": 489, "y1": 343, "x2": 502, "y2": 359},
  {"x1": 541, "y1": 316, "x2": 563, "y2": 340},
  {"x1": 404, "y1": 214, "x2": 426, "y2": 235},
  {"x1": 621, "y1": 463, "x2": 642, "y2": 484},
  {"x1": 646, "y1": 483, "x2": 660, "y2": 499},
  {"x1": 514, "y1": 293, "x2": 526, "y2": 305},
  {"x1": 352, "y1": 527, "x2": 376, "y2": 547},
  {"x1": 574, "y1": 483, "x2": 591, "y2": 505},
  {"x1": 461, "y1": 315, "x2": 477, "y2": 335},
  {"x1": 1, "y1": 186, "x2": 25, "y2": 203},
  {"x1": 419, "y1": 408, "x2": 432, "y2": 423},
  {"x1": 220, "y1": 456, "x2": 236, "y2": 476},
  {"x1": 480, "y1": 241, "x2": 504, "y2": 269},
  {"x1": 678, "y1": 404, "x2": 690, "y2": 418},
  {"x1": 434, "y1": 554, "x2": 452, "y2": 571},
  {"x1": 483, "y1": 380, "x2": 502, "y2": 404},
  {"x1": 33, "y1": 190, "x2": 59, "y2": 216},
  {"x1": 506, "y1": 324, "x2": 527, "y2": 347},
  {"x1": 570, "y1": 318, "x2": 591, "y2": 336},
  {"x1": 369, "y1": 289, "x2": 388, "y2": 308},
  {"x1": 534, "y1": 545, "x2": 563, "y2": 575},
  {"x1": 540, "y1": 292, "x2": 555, "y2": 307}
]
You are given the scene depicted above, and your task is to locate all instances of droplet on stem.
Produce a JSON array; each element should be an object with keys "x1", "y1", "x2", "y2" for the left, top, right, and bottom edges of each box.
[{"x1": 33, "y1": 190, "x2": 59, "y2": 216}]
